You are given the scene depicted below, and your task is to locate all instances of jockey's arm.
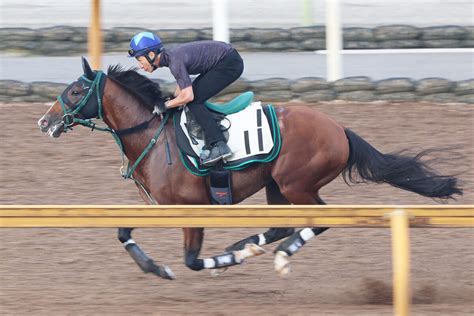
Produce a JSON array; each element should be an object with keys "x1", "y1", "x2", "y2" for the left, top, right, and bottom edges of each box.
[
  {"x1": 165, "y1": 86, "x2": 194, "y2": 109},
  {"x1": 174, "y1": 85, "x2": 181, "y2": 97}
]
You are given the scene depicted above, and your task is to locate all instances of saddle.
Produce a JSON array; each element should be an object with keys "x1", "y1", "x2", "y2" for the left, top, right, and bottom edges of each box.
[
  {"x1": 173, "y1": 91, "x2": 282, "y2": 176},
  {"x1": 183, "y1": 91, "x2": 255, "y2": 143},
  {"x1": 173, "y1": 91, "x2": 282, "y2": 205}
]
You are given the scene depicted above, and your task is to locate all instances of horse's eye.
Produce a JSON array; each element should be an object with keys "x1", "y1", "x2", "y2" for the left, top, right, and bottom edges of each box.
[{"x1": 71, "y1": 91, "x2": 80, "y2": 96}]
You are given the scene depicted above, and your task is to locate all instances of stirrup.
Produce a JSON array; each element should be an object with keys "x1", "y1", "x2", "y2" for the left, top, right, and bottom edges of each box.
[
  {"x1": 201, "y1": 151, "x2": 232, "y2": 167},
  {"x1": 201, "y1": 154, "x2": 224, "y2": 167}
]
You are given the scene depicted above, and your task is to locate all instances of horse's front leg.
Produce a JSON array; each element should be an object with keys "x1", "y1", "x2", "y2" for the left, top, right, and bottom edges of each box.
[
  {"x1": 118, "y1": 227, "x2": 175, "y2": 280},
  {"x1": 225, "y1": 227, "x2": 295, "y2": 252},
  {"x1": 183, "y1": 228, "x2": 265, "y2": 272}
]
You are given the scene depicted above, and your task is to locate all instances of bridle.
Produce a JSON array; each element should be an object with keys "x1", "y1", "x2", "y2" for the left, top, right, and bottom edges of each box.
[
  {"x1": 58, "y1": 71, "x2": 106, "y2": 131},
  {"x1": 55, "y1": 70, "x2": 170, "y2": 183}
]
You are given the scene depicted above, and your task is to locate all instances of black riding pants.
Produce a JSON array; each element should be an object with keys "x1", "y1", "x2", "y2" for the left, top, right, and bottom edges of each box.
[{"x1": 188, "y1": 49, "x2": 244, "y2": 145}]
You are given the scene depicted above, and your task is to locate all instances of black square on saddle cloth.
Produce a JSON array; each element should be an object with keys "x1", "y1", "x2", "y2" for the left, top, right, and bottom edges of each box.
[{"x1": 173, "y1": 101, "x2": 282, "y2": 177}]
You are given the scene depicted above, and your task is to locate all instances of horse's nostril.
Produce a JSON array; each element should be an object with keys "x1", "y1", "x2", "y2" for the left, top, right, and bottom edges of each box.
[{"x1": 40, "y1": 119, "x2": 49, "y2": 127}]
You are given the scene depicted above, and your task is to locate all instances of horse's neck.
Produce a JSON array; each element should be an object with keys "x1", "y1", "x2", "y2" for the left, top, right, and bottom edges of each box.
[{"x1": 101, "y1": 79, "x2": 158, "y2": 161}]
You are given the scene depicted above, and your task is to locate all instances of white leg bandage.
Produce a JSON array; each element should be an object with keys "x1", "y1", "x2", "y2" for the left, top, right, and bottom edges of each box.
[
  {"x1": 300, "y1": 228, "x2": 316, "y2": 241},
  {"x1": 203, "y1": 258, "x2": 216, "y2": 269},
  {"x1": 257, "y1": 233, "x2": 266, "y2": 245},
  {"x1": 123, "y1": 239, "x2": 136, "y2": 247}
]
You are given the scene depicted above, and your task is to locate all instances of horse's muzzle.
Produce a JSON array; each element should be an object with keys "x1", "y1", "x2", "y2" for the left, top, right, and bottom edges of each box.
[
  {"x1": 38, "y1": 116, "x2": 65, "y2": 138},
  {"x1": 38, "y1": 118, "x2": 49, "y2": 131}
]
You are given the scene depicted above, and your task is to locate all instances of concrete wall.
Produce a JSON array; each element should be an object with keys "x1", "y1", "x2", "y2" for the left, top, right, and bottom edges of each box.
[
  {"x1": 1, "y1": 25, "x2": 473, "y2": 55},
  {"x1": 1, "y1": 77, "x2": 472, "y2": 104}
]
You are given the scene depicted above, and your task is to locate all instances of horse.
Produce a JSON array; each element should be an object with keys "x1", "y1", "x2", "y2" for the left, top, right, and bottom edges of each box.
[{"x1": 37, "y1": 57, "x2": 462, "y2": 280}]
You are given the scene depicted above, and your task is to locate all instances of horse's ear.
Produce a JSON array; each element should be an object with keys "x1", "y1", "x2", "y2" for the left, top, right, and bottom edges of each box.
[{"x1": 81, "y1": 56, "x2": 95, "y2": 80}]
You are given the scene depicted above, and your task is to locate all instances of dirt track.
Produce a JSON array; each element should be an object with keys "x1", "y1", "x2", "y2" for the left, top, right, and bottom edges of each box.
[{"x1": 0, "y1": 101, "x2": 473, "y2": 315}]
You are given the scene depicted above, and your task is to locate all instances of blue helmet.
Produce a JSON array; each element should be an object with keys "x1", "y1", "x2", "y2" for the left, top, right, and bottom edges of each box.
[{"x1": 128, "y1": 32, "x2": 163, "y2": 58}]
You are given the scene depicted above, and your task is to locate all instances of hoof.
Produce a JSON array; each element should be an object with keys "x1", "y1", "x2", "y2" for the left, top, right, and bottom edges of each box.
[
  {"x1": 210, "y1": 267, "x2": 228, "y2": 277},
  {"x1": 234, "y1": 243, "x2": 266, "y2": 263},
  {"x1": 248, "y1": 243, "x2": 266, "y2": 256},
  {"x1": 160, "y1": 265, "x2": 176, "y2": 280},
  {"x1": 274, "y1": 251, "x2": 291, "y2": 277},
  {"x1": 147, "y1": 262, "x2": 176, "y2": 280}
]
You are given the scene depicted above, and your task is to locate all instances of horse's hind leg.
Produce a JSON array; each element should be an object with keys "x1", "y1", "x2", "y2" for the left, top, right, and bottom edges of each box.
[
  {"x1": 273, "y1": 196, "x2": 329, "y2": 276},
  {"x1": 118, "y1": 227, "x2": 175, "y2": 280},
  {"x1": 207, "y1": 181, "x2": 293, "y2": 277},
  {"x1": 225, "y1": 227, "x2": 294, "y2": 252},
  {"x1": 225, "y1": 180, "x2": 295, "y2": 253}
]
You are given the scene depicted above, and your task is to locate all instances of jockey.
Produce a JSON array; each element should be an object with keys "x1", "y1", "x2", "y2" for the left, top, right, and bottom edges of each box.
[{"x1": 128, "y1": 31, "x2": 244, "y2": 166}]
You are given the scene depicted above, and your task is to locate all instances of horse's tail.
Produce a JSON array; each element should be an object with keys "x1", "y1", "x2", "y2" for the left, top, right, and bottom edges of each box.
[{"x1": 342, "y1": 128, "x2": 462, "y2": 200}]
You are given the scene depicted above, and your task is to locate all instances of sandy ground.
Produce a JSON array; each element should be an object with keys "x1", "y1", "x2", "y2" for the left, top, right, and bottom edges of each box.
[{"x1": 0, "y1": 101, "x2": 473, "y2": 315}]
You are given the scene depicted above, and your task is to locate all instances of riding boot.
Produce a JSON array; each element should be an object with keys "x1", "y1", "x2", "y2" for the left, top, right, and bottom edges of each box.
[{"x1": 201, "y1": 140, "x2": 232, "y2": 166}]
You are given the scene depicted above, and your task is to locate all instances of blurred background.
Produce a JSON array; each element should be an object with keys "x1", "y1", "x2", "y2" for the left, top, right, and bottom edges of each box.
[
  {"x1": 0, "y1": 1, "x2": 473, "y2": 315},
  {"x1": 0, "y1": 0, "x2": 473, "y2": 87},
  {"x1": 2, "y1": 0, "x2": 473, "y2": 28}
]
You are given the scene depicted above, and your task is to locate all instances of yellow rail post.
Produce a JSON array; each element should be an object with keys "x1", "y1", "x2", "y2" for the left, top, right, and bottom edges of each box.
[
  {"x1": 88, "y1": 0, "x2": 102, "y2": 69},
  {"x1": 391, "y1": 209, "x2": 410, "y2": 316}
]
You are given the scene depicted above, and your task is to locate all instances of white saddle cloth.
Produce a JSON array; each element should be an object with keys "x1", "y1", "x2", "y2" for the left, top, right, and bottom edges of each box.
[{"x1": 180, "y1": 101, "x2": 275, "y2": 163}]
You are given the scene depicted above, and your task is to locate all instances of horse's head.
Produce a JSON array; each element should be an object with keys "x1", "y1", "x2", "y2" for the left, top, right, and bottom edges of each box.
[{"x1": 38, "y1": 57, "x2": 105, "y2": 138}]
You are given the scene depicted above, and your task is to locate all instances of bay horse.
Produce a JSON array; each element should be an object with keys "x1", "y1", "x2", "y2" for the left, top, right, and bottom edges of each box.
[{"x1": 38, "y1": 58, "x2": 462, "y2": 279}]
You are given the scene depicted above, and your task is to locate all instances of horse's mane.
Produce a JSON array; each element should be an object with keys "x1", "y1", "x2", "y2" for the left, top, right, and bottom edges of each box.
[{"x1": 107, "y1": 64, "x2": 163, "y2": 112}]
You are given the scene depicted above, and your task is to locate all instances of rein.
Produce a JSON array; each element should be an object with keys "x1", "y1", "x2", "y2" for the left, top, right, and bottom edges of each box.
[
  {"x1": 120, "y1": 112, "x2": 169, "y2": 179},
  {"x1": 57, "y1": 70, "x2": 170, "y2": 181},
  {"x1": 115, "y1": 114, "x2": 158, "y2": 137}
]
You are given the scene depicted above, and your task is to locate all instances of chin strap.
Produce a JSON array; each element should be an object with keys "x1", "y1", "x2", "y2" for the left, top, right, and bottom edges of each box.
[{"x1": 145, "y1": 52, "x2": 159, "y2": 71}]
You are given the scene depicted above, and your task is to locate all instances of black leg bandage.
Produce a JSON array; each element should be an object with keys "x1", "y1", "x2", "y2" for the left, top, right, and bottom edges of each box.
[{"x1": 275, "y1": 231, "x2": 307, "y2": 256}]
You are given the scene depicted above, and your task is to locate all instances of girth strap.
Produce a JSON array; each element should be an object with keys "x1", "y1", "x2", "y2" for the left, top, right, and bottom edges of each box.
[{"x1": 210, "y1": 164, "x2": 233, "y2": 205}]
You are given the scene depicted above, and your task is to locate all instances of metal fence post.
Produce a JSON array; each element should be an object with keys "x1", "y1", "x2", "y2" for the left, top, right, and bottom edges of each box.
[
  {"x1": 391, "y1": 209, "x2": 411, "y2": 316},
  {"x1": 325, "y1": 0, "x2": 342, "y2": 81}
]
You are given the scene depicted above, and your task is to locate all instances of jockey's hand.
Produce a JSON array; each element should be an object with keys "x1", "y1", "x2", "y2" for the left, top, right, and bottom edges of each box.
[
  {"x1": 153, "y1": 101, "x2": 167, "y2": 115},
  {"x1": 165, "y1": 100, "x2": 185, "y2": 109}
]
